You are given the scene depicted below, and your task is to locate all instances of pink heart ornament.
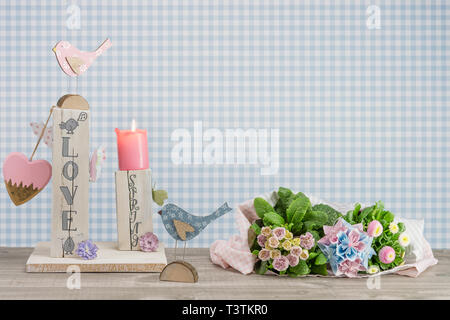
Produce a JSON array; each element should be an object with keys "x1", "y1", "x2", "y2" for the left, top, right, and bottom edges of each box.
[{"x1": 3, "y1": 152, "x2": 52, "y2": 206}]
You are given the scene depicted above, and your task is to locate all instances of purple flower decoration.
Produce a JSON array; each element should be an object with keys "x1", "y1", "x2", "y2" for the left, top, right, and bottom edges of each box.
[
  {"x1": 272, "y1": 255, "x2": 289, "y2": 272},
  {"x1": 272, "y1": 227, "x2": 286, "y2": 240},
  {"x1": 286, "y1": 253, "x2": 299, "y2": 267},
  {"x1": 257, "y1": 234, "x2": 267, "y2": 247},
  {"x1": 139, "y1": 232, "x2": 159, "y2": 252},
  {"x1": 76, "y1": 240, "x2": 98, "y2": 260},
  {"x1": 299, "y1": 232, "x2": 315, "y2": 250}
]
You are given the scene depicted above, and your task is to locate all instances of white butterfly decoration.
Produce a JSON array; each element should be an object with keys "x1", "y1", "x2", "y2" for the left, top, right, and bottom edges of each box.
[
  {"x1": 30, "y1": 122, "x2": 106, "y2": 182},
  {"x1": 30, "y1": 122, "x2": 53, "y2": 148},
  {"x1": 89, "y1": 145, "x2": 106, "y2": 182}
]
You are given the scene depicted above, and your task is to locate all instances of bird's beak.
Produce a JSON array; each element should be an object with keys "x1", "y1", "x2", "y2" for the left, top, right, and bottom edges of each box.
[
  {"x1": 52, "y1": 47, "x2": 56, "y2": 52},
  {"x1": 158, "y1": 210, "x2": 162, "y2": 216}
]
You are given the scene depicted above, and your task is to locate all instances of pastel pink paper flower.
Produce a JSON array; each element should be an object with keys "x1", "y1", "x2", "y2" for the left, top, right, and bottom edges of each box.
[
  {"x1": 379, "y1": 246, "x2": 396, "y2": 264},
  {"x1": 257, "y1": 234, "x2": 267, "y2": 247},
  {"x1": 290, "y1": 246, "x2": 302, "y2": 257},
  {"x1": 286, "y1": 253, "x2": 299, "y2": 267},
  {"x1": 300, "y1": 232, "x2": 315, "y2": 250},
  {"x1": 320, "y1": 219, "x2": 347, "y2": 245},
  {"x1": 267, "y1": 236, "x2": 280, "y2": 249},
  {"x1": 139, "y1": 232, "x2": 159, "y2": 252},
  {"x1": 319, "y1": 219, "x2": 364, "y2": 245},
  {"x1": 367, "y1": 220, "x2": 383, "y2": 237},
  {"x1": 272, "y1": 227, "x2": 286, "y2": 240},
  {"x1": 346, "y1": 229, "x2": 367, "y2": 252},
  {"x1": 273, "y1": 255, "x2": 289, "y2": 271},
  {"x1": 338, "y1": 258, "x2": 366, "y2": 277},
  {"x1": 258, "y1": 249, "x2": 271, "y2": 261}
]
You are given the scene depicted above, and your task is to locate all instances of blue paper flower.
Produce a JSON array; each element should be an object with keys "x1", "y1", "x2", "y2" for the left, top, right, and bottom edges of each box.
[{"x1": 318, "y1": 218, "x2": 375, "y2": 276}]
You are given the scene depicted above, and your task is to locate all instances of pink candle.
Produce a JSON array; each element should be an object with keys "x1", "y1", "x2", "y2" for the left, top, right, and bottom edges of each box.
[{"x1": 115, "y1": 120, "x2": 149, "y2": 171}]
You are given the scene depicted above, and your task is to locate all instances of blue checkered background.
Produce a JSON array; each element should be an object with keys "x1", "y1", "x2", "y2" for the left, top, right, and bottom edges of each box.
[{"x1": 0, "y1": 1, "x2": 448, "y2": 248}]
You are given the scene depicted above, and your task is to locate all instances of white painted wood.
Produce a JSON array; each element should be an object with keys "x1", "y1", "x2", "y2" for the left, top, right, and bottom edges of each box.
[
  {"x1": 26, "y1": 242, "x2": 167, "y2": 273},
  {"x1": 51, "y1": 107, "x2": 90, "y2": 257},
  {"x1": 115, "y1": 169, "x2": 153, "y2": 250}
]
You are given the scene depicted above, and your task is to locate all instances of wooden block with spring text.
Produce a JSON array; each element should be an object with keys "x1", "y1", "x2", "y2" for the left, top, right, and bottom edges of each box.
[{"x1": 115, "y1": 169, "x2": 153, "y2": 250}]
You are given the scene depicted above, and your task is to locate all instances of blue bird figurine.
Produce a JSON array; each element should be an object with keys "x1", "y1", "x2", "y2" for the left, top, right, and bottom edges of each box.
[{"x1": 158, "y1": 202, "x2": 232, "y2": 256}]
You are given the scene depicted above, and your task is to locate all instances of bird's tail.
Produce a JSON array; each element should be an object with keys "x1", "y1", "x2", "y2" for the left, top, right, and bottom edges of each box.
[
  {"x1": 95, "y1": 38, "x2": 112, "y2": 55},
  {"x1": 209, "y1": 202, "x2": 233, "y2": 220}
]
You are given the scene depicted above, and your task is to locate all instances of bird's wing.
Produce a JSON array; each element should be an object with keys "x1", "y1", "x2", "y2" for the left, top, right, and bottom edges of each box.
[
  {"x1": 173, "y1": 219, "x2": 195, "y2": 241},
  {"x1": 66, "y1": 56, "x2": 86, "y2": 75}
]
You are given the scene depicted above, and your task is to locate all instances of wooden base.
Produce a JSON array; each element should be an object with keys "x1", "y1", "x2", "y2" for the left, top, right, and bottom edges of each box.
[
  {"x1": 26, "y1": 242, "x2": 167, "y2": 273},
  {"x1": 159, "y1": 260, "x2": 199, "y2": 283}
]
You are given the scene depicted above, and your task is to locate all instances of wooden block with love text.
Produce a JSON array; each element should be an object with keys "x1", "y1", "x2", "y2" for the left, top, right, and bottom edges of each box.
[{"x1": 51, "y1": 102, "x2": 90, "y2": 258}]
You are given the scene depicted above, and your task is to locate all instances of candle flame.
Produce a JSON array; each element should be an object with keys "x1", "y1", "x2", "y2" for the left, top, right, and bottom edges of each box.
[{"x1": 131, "y1": 119, "x2": 136, "y2": 132}]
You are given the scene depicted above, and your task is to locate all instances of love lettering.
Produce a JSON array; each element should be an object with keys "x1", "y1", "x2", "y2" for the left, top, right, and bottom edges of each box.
[{"x1": 60, "y1": 136, "x2": 78, "y2": 232}]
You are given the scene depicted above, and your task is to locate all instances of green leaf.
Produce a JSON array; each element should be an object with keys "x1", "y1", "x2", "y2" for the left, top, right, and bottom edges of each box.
[
  {"x1": 252, "y1": 250, "x2": 259, "y2": 256},
  {"x1": 274, "y1": 205, "x2": 285, "y2": 218},
  {"x1": 289, "y1": 260, "x2": 310, "y2": 275},
  {"x1": 314, "y1": 253, "x2": 328, "y2": 265},
  {"x1": 263, "y1": 211, "x2": 285, "y2": 227},
  {"x1": 312, "y1": 204, "x2": 342, "y2": 226},
  {"x1": 311, "y1": 264, "x2": 328, "y2": 276},
  {"x1": 373, "y1": 201, "x2": 385, "y2": 220},
  {"x1": 307, "y1": 252, "x2": 319, "y2": 260},
  {"x1": 250, "y1": 222, "x2": 261, "y2": 235},
  {"x1": 394, "y1": 256, "x2": 403, "y2": 265},
  {"x1": 345, "y1": 210, "x2": 353, "y2": 223},
  {"x1": 254, "y1": 198, "x2": 275, "y2": 219},
  {"x1": 309, "y1": 230, "x2": 320, "y2": 241},
  {"x1": 353, "y1": 203, "x2": 362, "y2": 220},
  {"x1": 274, "y1": 188, "x2": 295, "y2": 220},
  {"x1": 291, "y1": 222, "x2": 303, "y2": 235},
  {"x1": 302, "y1": 210, "x2": 328, "y2": 231},
  {"x1": 286, "y1": 193, "x2": 310, "y2": 223},
  {"x1": 398, "y1": 222, "x2": 406, "y2": 233},
  {"x1": 277, "y1": 187, "x2": 294, "y2": 207},
  {"x1": 358, "y1": 206, "x2": 373, "y2": 223},
  {"x1": 249, "y1": 238, "x2": 259, "y2": 252},
  {"x1": 152, "y1": 189, "x2": 168, "y2": 206},
  {"x1": 254, "y1": 260, "x2": 269, "y2": 275},
  {"x1": 382, "y1": 211, "x2": 395, "y2": 224}
]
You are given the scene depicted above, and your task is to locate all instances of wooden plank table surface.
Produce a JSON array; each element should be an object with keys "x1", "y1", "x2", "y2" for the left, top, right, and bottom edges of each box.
[{"x1": 0, "y1": 247, "x2": 449, "y2": 300}]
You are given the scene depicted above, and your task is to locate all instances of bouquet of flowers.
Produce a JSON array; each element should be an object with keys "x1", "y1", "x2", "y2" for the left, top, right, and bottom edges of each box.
[
  {"x1": 249, "y1": 187, "x2": 411, "y2": 277},
  {"x1": 249, "y1": 187, "x2": 341, "y2": 276}
]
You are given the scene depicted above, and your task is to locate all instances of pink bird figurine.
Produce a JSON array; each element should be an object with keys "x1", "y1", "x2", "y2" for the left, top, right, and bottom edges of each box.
[{"x1": 52, "y1": 38, "x2": 112, "y2": 77}]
